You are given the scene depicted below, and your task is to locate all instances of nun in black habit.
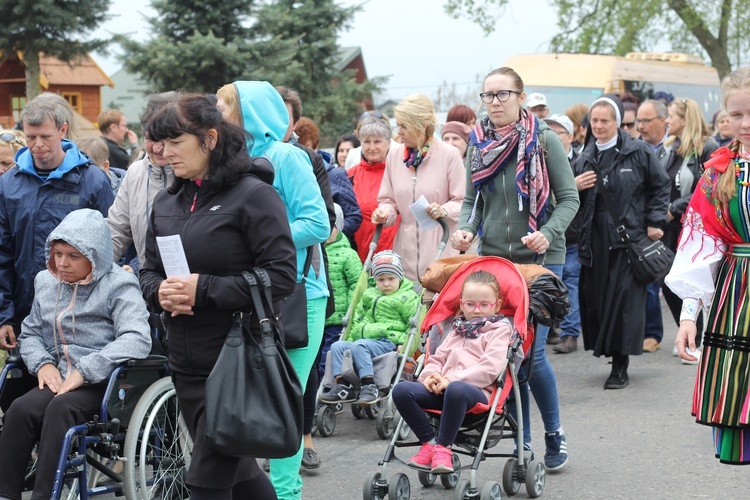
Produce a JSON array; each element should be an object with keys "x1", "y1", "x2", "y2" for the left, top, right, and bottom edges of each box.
[{"x1": 573, "y1": 94, "x2": 671, "y2": 389}]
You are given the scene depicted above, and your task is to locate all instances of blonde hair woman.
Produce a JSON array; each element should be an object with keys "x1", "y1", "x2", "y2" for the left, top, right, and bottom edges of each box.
[
  {"x1": 371, "y1": 94, "x2": 465, "y2": 282},
  {"x1": 659, "y1": 98, "x2": 719, "y2": 356},
  {"x1": 0, "y1": 130, "x2": 26, "y2": 175},
  {"x1": 666, "y1": 66, "x2": 750, "y2": 465}
]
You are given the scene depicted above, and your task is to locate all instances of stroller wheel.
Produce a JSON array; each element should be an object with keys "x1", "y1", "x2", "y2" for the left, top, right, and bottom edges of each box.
[
  {"x1": 417, "y1": 470, "x2": 436, "y2": 487},
  {"x1": 351, "y1": 404, "x2": 365, "y2": 419},
  {"x1": 316, "y1": 405, "x2": 337, "y2": 437},
  {"x1": 388, "y1": 472, "x2": 410, "y2": 500},
  {"x1": 440, "y1": 453, "x2": 461, "y2": 489},
  {"x1": 524, "y1": 460, "x2": 545, "y2": 498},
  {"x1": 362, "y1": 471, "x2": 387, "y2": 500},
  {"x1": 376, "y1": 409, "x2": 401, "y2": 440},
  {"x1": 502, "y1": 458, "x2": 521, "y2": 496},
  {"x1": 453, "y1": 478, "x2": 476, "y2": 500},
  {"x1": 365, "y1": 401, "x2": 380, "y2": 419},
  {"x1": 480, "y1": 481, "x2": 502, "y2": 500}
]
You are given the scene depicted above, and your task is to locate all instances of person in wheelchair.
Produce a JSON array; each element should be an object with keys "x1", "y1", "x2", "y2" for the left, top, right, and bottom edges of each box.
[
  {"x1": 391, "y1": 270, "x2": 513, "y2": 474},
  {"x1": 0, "y1": 209, "x2": 151, "y2": 500},
  {"x1": 320, "y1": 250, "x2": 419, "y2": 406}
]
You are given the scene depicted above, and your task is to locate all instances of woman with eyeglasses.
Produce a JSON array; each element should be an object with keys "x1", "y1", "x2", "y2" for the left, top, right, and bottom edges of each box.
[
  {"x1": 660, "y1": 98, "x2": 718, "y2": 358},
  {"x1": 575, "y1": 94, "x2": 670, "y2": 389},
  {"x1": 0, "y1": 130, "x2": 26, "y2": 175},
  {"x1": 621, "y1": 102, "x2": 640, "y2": 139},
  {"x1": 371, "y1": 94, "x2": 465, "y2": 282},
  {"x1": 450, "y1": 67, "x2": 579, "y2": 471}
]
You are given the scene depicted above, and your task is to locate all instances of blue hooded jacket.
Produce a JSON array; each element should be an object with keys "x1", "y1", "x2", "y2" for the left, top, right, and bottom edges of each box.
[
  {"x1": 234, "y1": 81, "x2": 330, "y2": 300},
  {"x1": 0, "y1": 140, "x2": 114, "y2": 327}
]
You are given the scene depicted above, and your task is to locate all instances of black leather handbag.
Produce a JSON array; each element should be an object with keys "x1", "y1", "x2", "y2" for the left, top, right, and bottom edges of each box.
[
  {"x1": 594, "y1": 170, "x2": 674, "y2": 285},
  {"x1": 204, "y1": 270, "x2": 303, "y2": 458},
  {"x1": 279, "y1": 246, "x2": 312, "y2": 349}
]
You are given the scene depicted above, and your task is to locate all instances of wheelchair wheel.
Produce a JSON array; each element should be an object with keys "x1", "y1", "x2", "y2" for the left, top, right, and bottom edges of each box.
[{"x1": 123, "y1": 377, "x2": 192, "y2": 500}]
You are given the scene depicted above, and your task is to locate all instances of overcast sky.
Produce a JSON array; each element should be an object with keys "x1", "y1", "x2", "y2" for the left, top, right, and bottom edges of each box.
[{"x1": 92, "y1": 0, "x2": 558, "y2": 105}]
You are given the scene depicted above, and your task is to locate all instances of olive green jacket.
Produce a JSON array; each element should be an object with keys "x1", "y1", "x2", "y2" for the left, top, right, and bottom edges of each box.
[{"x1": 458, "y1": 120, "x2": 579, "y2": 264}]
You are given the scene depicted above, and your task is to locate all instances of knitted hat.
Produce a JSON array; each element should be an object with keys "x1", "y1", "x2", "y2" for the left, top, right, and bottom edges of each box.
[
  {"x1": 372, "y1": 250, "x2": 404, "y2": 281},
  {"x1": 441, "y1": 121, "x2": 471, "y2": 144},
  {"x1": 333, "y1": 203, "x2": 344, "y2": 234}
]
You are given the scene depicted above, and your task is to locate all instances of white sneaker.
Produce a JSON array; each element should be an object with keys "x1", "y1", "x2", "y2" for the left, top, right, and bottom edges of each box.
[
  {"x1": 672, "y1": 345, "x2": 679, "y2": 357},
  {"x1": 681, "y1": 347, "x2": 701, "y2": 365}
]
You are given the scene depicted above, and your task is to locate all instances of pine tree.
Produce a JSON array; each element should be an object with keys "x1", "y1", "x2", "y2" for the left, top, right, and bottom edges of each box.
[
  {"x1": 0, "y1": 0, "x2": 110, "y2": 100},
  {"x1": 118, "y1": 0, "x2": 257, "y2": 93},
  {"x1": 248, "y1": 0, "x2": 384, "y2": 145}
]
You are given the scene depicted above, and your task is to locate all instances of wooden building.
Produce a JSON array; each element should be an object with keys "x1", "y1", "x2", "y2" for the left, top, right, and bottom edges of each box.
[{"x1": 0, "y1": 52, "x2": 114, "y2": 129}]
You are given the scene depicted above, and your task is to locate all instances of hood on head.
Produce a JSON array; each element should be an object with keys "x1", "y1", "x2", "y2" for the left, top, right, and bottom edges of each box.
[
  {"x1": 46, "y1": 209, "x2": 114, "y2": 283},
  {"x1": 234, "y1": 81, "x2": 290, "y2": 156}
]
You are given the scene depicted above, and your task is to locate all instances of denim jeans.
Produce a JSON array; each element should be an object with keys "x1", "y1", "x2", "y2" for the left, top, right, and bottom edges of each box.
[
  {"x1": 559, "y1": 245, "x2": 581, "y2": 339},
  {"x1": 392, "y1": 380, "x2": 487, "y2": 447},
  {"x1": 645, "y1": 281, "x2": 664, "y2": 342},
  {"x1": 510, "y1": 262, "x2": 563, "y2": 446},
  {"x1": 329, "y1": 338, "x2": 396, "y2": 379}
]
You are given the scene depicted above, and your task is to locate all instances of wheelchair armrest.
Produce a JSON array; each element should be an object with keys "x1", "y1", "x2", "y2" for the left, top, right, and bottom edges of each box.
[
  {"x1": 5, "y1": 354, "x2": 22, "y2": 365},
  {"x1": 124, "y1": 355, "x2": 168, "y2": 368}
]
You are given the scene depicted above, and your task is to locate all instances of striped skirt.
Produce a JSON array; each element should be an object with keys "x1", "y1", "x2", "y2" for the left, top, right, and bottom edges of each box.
[{"x1": 694, "y1": 245, "x2": 750, "y2": 464}]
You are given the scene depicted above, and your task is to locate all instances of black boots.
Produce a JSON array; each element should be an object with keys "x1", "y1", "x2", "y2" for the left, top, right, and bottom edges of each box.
[{"x1": 604, "y1": 354, "x2": 629, "y2": 389}]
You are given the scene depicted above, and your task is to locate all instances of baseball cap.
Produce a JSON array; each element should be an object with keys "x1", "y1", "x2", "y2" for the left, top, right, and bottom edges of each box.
[
  {"x1": 544, "y1": 114, "x2": 574, "y2": 135},
  {"x1": 526, "y1": 93, "x2": 547, "y2": 109}
]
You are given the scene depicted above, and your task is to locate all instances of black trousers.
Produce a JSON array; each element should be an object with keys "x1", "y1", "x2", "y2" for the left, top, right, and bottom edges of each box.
[{"x1": 0, "y1": 383, "x2": 106, "y2": 500}]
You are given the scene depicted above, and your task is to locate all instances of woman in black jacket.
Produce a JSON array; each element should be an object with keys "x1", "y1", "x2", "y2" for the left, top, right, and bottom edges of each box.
[
  {"x1": 575, "y1": 95, "x2": 670, "y2": 390},
  {"x1": 139, "y1": 94, "x2": 297, "y2": 500},
  {"x1": 660, "y1": 98, "x2": 718, "y2": 353}
]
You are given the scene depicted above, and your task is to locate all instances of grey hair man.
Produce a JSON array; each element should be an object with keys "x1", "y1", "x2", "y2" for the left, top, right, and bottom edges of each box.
[{"x1": 636, "y1": 99, "x2": 669, "y2": 163}]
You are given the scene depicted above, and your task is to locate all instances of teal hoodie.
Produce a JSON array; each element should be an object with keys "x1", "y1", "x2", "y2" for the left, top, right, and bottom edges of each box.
[{"x1": 233, "y1": 81, "x2": 330, "y2": 300}]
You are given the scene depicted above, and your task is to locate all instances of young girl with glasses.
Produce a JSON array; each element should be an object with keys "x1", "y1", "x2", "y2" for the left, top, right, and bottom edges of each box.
[{"x1": 391, "y1": 270, "x2": 513, "y2": 474}]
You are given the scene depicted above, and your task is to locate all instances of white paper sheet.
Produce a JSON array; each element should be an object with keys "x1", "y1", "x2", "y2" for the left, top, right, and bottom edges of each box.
[
  {"x1": 409, "y1": 195, "x2": 439, "y2": 232},
  {"x1": 156, "y1": 235, "x2": 191, "y2": 277}
]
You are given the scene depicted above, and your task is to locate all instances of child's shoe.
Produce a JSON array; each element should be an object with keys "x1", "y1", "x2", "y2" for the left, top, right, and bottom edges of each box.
[
  {"x1": 319, "y1": 383, "x2": 356, "y2": 403},
  {"x1": 430, "y1": 444, "x2": 454, "y2": 474},
  {"x1": 544, "y1": 431, "x2": 568, "y2": 471},
  {"x1": 407, "y1": 442, "x2": 434, "y2": 469},
  {"x1": 357, "y1": 384, "x2": 379, "y2": 405}
]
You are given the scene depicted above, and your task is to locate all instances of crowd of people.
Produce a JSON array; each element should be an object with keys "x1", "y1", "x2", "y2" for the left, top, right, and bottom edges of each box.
[{"x1": 0, "y1": 63, "x2": 749, "y2": 500}]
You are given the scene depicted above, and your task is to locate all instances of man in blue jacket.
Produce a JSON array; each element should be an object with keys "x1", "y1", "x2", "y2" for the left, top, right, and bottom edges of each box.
[{"x1": 0, "y1": 95, "x2": 114, "y2": 358}]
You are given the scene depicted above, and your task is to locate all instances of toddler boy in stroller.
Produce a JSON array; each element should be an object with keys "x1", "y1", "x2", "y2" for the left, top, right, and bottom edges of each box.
[{"x1": 320, "y1": 250, "x2": 419, "y2": 405}]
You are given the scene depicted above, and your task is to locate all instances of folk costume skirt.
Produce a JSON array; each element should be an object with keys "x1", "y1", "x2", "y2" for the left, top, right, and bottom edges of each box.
[{"x1": 695, "y1": 244, "x2": 750, "y2": 464}]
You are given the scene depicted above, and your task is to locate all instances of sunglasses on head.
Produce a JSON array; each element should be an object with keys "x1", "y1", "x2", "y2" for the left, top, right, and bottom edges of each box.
[
  {"x1": 0, "y1": 132, "x2": 24, "y2": 146},
  {"x1": 360, "y1": 110, "x2": 384, "y2": 120}
]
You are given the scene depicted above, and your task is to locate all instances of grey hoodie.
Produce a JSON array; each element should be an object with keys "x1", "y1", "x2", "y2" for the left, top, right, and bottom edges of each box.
[{"x1": 19, "y1": 209, "x2": 151, "y2": 383}]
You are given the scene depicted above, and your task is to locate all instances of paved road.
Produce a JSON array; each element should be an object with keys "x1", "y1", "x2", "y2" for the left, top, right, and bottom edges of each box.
[
  {"x1": 19, "y1": 298, "x2": 749, "y2": 499},
  {"x1": 300, "y1": 298, "x2": 748, "y2": 499}
]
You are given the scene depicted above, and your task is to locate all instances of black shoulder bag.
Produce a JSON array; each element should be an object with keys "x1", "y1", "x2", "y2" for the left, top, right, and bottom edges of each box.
[
  {"x1": 593, "y1": 168, "x2": 674, "y2": 284},
  {"x1": 279, "y1": 246, "x2": 312, "y2": 349},
  {"x1": 204, "y1": 270, "x2": 303, "y2": 458}
]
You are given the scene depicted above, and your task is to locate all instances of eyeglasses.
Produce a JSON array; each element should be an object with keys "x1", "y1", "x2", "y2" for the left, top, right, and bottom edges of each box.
[
  {"x1": 0, "y1": 132, "x2": 24, "y2": 146},
  {"x1": 460, "y1": 300, "x2": 498, "y2": 312},
  {"x1": 635, "y1": 117, "x2": 661, "y2": 126},
  {"x1": 621, "y1": 122, "x2": 636, "y2": 129},
  {"x1": 479, "y1": 90, "x2": 522, "y2": 104}
]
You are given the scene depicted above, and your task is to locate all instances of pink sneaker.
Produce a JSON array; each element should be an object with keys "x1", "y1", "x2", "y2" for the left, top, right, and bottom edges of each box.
[
  {"x1": 431, "y1": 444, "x2": 454, "y2": 473},
  {"x1": 407, "y1": 443, "x2": 434, "y2": 468}
]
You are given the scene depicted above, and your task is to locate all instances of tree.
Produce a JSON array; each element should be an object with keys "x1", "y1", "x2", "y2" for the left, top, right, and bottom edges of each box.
[
  {"x1": 0, "y1": 0, "x2": 110, "y2": 100},
  {"x1": 444, "y1": 0, "x2": 748, "y2": 77},
  {"x1": 117, "y1": 0, "x2": 257, "y2": 93},
  {"x1": 248, "y1": 0, "x2": 385, "y2": 145}
]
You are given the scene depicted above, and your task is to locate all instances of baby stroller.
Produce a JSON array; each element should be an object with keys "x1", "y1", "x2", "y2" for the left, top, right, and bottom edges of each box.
[
  {"x1": 316, "y1": 219, "x2": 450, "y2": 440},
  {"x1": 363, "y1": 256, "x2": 545, "y2": 500}
]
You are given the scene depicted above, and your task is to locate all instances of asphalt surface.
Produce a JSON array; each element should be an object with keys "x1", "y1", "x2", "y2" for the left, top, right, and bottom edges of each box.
[
  {"x1": 300, "y1": 297, "x2": 749, "y2": 499},
  {"x1": 19, "y1": 297, "x2": 750, "y2": 499}
]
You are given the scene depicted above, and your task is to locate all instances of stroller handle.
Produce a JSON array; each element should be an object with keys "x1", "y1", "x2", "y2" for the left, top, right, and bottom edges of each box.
[
  {"x1": 434, "y1": 217, "x2": 450, "y2": 260},
  {"x1": 363, "y1": 224, "x2": 384, "y2": 271}
]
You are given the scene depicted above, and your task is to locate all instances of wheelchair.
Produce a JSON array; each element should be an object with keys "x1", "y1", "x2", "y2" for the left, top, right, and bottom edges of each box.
[{"x1": 0, "y1": 351, "x2": 192, "y2": 500}]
